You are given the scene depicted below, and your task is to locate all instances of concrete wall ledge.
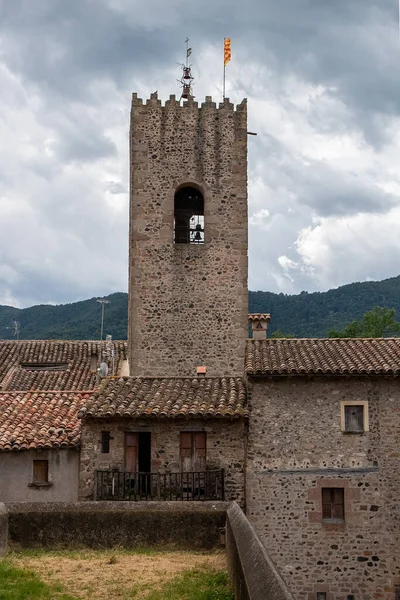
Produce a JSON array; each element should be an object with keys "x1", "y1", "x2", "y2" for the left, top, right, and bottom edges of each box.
[
  {"x1": 6, "y1": 501, "x2": 229, "y2": 513},
  {"x1": 6, "y1": 501, "x2": 229, "y2": 550},
  {"x1": 226, "y1": 502, "x2": 294, "y2": 600}
]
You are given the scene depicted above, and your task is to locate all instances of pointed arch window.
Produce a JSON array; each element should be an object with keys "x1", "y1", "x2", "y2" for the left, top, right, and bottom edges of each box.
[{"x1": 174, "y1": 186, "x2": 204, "y2": 244}]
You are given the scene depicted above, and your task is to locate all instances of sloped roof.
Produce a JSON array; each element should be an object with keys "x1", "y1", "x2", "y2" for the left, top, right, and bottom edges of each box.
[
  {"x1": 0, "y1": 391, "x2": 90, "y2": 451},
  {"x1": 79, "y1": 377, "x2": 248, "y2": 419},
  {"x1": 245, "y1": 338, "x2": 400, "y2": 376},
  {"x1": 0, "y1": 340, "x2": 128, "y2": 391}
]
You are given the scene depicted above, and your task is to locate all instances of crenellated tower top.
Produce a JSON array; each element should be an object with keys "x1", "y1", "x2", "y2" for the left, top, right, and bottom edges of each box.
[{"x1": 128, "y1": 90, "x2": 248, "y2": 378}]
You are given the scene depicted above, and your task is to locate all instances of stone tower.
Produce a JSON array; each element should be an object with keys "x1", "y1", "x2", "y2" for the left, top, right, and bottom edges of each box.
[{"x1": 128, "y1": 92, "x2": 248, "y2": 377}]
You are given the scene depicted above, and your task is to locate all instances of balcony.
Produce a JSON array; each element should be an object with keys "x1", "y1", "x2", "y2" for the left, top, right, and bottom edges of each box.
[{"x1": 96, "y1": 469, "x2": 225, "y2": 501}]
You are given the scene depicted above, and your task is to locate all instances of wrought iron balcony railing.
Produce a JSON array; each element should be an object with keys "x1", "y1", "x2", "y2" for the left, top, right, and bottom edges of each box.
[{"x1": 96, "y1": 469, "x2": 225, "y2": 501}]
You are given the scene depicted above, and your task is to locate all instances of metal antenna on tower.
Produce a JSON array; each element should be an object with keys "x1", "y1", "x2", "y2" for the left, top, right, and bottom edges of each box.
[{"x1": 178, "y1": 37, "x2": 194, "y2": 100}]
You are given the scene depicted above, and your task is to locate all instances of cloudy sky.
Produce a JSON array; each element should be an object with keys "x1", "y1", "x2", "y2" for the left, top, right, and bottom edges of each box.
[{"x1": 0, "y1": 0, "x2": 399, "y2": 308}]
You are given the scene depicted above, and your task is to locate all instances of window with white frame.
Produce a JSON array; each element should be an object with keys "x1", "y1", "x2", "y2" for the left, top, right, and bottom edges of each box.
[{"x1": 340, "y1": 401, "x2": 369, "y2": 433}]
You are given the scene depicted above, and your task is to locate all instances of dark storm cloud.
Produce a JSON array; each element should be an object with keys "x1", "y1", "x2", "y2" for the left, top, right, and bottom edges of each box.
[
  {"x1": 3, "y1": 0, "x2": 398, "y2": 149},
  {"x1": 0, "y1": 0, "x2": 177, "y2": 100}
]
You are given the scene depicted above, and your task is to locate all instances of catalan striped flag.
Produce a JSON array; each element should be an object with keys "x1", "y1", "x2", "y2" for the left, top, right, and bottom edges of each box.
[{"x1": 224, "y1": 38, "x2": 231, "y2": 67}]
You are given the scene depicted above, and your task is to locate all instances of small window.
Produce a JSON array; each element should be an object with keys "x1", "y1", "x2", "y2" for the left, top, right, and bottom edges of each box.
[
  {"x1": 33, "y1": 460, "x2": 49, "y2": 483},
  {"x1": 345, "y1": 405, "x2": 364, "y2": 432},
  {"x1": 341, "y1": 401, "x2": 368, "y2": 433},
  {"x1": 316, "y1": 593, "x2": 327, "y2": 600},
  {"x1": 322, "y1": 488, "x2": 344, "y2": 522},
  {"x1": 101, "y1": 431, "x2": 111, "y2": 454},
  {"x1": 395, "y1": 587, "x2": 400, "y2": 600},
  {"x1": 174, "y1": 186, "x2": 204, "y2": 244}
]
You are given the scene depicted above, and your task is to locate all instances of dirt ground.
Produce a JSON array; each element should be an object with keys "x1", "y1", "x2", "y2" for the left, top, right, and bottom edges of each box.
[{"x1": 10, "y1": 549, "x2": 227, "y2": 599}]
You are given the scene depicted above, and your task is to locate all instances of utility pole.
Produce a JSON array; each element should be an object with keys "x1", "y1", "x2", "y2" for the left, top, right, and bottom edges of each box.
[{"x1": 96, "y1": 299, "x2": 110, "y2": 341}]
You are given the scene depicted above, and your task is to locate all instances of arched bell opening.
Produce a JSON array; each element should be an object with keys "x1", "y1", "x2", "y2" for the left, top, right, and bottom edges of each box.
[{"x1": 174, "y1": 186, "x2": 204, "y2": 244}]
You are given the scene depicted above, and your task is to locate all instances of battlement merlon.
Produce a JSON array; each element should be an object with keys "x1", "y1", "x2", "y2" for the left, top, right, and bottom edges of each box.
[
  {"x1": 131, "y1": 92, "x2": 247, "y2": 114},
  {"x1": 130, "y1": 92, "x2": 247, "y2": 157}
]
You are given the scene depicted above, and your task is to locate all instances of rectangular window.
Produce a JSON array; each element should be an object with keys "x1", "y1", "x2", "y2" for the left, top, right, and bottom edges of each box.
[
  {"x1": 180, "y1": 432, "x2": 206, "y2": 472},
  {"x1": 322, "y1": 488, "x2": 345, "y2": 522},
  {"x1": 395, "y1": 587, "x2": 400, "y2": 600},
  {"x1": 316, "y1": 594, "x2": 327, "y2": 600},
  {"x1": 33, "y1": 460, "x2": 49, "y2": 483},
  {"x1": 340, "y1": 401, "x2": 369, "y2": 433},
  {"x1": 345, "y1": 405, "x2": 364, "y2": 432},
  {"x1": 101, "y1": 431, "x2": 110, "y2": 453}
]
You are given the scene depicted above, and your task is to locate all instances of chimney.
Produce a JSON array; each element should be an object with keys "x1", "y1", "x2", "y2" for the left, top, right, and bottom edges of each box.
[
  {"x1": 248, "y1": 314, "x2": 271, "y2": 340},
  {"x1": 196, "y1": 365, "x2": 207, "y2": 377}
]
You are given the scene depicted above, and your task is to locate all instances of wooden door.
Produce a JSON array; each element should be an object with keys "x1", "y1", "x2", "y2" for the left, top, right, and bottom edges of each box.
[
  {"x1": 193, "y1": 432, "x2": 206, "y2": 471},
  {"x1": 125, "y1": 433, "x2": 138, "y2": 473},
  {"x1": 180, "y1": 432, "x2": 206, "y2": 472}
]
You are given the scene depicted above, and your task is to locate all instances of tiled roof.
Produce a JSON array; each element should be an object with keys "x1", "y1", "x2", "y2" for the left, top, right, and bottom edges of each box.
[
  {"x1": 0, "y1": 391, "x2": 90, "y2": 451},
  {"x1": 248, "y1": 313, "x2": 271, "y2": 322},
  {"x1": 79, "y1": 377, "x2": 248, "y2": 419},
  {"x1": 246, "y1": 338, "x2": 400, "y2": 376},
  {"x1": 0, "y1": 340, "x2": 128, "y2": 391}
]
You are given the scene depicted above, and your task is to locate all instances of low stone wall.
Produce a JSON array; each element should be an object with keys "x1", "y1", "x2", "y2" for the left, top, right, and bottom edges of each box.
[
  {"x1": 7, "y1": 501, "x2": 228, "y2": 550},
  {"x1": 0, "y1": 503, "x2": 8, "y2": 555},
  {"x1": 226, "y1": 503, "x2": 294, "y2": 600}
]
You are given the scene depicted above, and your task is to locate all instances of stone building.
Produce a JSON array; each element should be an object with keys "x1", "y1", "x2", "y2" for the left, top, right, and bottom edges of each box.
[
  {"x1": 245, "y1": 337, "x2": 400, "y2": 600},
  {"x1": 0, "y1": 390, "x2": 86, "y2": 502},
  {"x1": 78, "y1": 376, "x2": 247, "y2": 503},
  {"x1": 0, "y1": 340, "x2": 127, "y2": 502}
]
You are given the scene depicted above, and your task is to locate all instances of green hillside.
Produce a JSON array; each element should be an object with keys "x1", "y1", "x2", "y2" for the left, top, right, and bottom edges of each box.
[{"x1": 1, "y1": 276, "x2": 400, "y2": 340}]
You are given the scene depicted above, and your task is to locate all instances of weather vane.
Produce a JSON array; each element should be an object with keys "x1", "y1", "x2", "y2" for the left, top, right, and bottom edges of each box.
[{"x1": 178, "y1": 37, "x2": 194, "y2": 100}]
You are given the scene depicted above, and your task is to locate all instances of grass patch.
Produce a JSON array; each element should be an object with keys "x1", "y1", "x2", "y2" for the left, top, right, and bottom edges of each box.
[
  {"x1": 137, "y1": 567, "x2": 233, "y2": 600},
  {"x1": 0, "y1": 560, "x2": 76, "y2": 600},
  {"x1": 6, "y1": 549, "x2": 231, "y2": 600}
]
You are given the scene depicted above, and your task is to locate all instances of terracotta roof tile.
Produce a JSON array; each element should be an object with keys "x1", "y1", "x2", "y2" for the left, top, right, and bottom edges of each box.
[
  {"x1": 245, "y1": 338, "x2": 400, "y2": 376},
  {"x1": 0, "y1": 340, "x2": 128, "y2": 391},
  {"x1": 0, "y1": 391, "x2": 90, "y2": 451},
  {"x1": 248, "y1": 313, "x2": 271, "y2": 322},
  {"x1": 79, "y1": 377, "x2": 248, "y2": 419}
]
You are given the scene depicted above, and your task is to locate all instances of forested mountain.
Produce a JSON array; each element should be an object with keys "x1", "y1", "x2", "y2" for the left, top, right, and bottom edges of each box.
[{"x1": 1, "y1": 276, "x2": 400, "y2": 340}]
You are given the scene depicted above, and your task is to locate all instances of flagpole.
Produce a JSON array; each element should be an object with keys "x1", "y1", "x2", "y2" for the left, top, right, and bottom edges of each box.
[
  {"x1": 223, "y1": 38, "x2": 230, "y2": 100},
  {"x1": 223, "y1": 39, "x2": 226, "y2": 100}
]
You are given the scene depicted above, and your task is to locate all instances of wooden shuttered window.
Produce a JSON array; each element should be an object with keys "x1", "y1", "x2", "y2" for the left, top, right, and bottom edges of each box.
[
  {"x1": 33, "y1": 460, "x2": 49, "y2": 483},
  {"x1": 344, "y1": 404, "x2": 364, "y2": 432},
  {"x1": 180, "y1": 432, "x2": 206, "y2": 472},
  {"x1": 125, "y1": 433, "x2": 138, "y2": 473},
  {"x1": 322, "y1": 487, "x2": 344, "y2": 521}
]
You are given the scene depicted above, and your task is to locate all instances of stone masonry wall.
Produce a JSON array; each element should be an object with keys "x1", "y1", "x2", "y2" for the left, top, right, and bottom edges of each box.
[
  {"x1": 128, "y1": 93, "x2": 248, "y2": 377},
  {"x1": 79, "y1": 418, "x2": 246, "y2": 505},
  {"x1": 7, "y1": 502, "x2": 228, "y2": 551},
  {"x1": 246, "y1": 377, "x2": 400, "y2": 600}
]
